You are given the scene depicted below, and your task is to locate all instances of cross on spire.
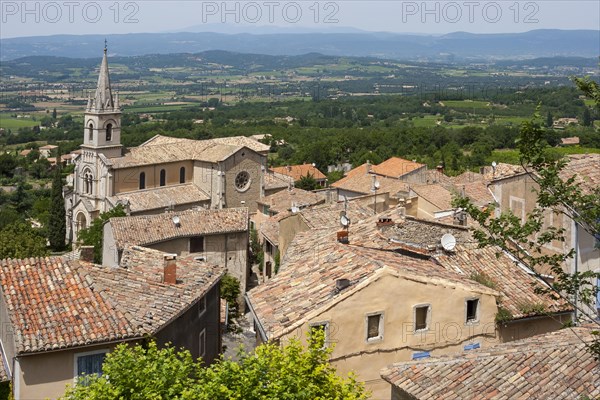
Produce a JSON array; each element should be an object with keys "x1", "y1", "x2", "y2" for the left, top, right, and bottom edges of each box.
[{"x1": 104, "y1": 39, "x2": 108, "y2": 53}]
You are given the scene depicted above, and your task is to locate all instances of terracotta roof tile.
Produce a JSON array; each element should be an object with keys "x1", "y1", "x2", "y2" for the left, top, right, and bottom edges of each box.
[
  {"x1": 247, "y1": 231, "x2": 495, "y2": 340},
  {"x1": 371, "y1": 157, "x2": 425, "y2": 178},
  {"x1": 560, "y1": 153, "x2": 600, "y2": 195},
  {"x1": 271, "y1": 164, "x2": 327, "y2": 182},
  {"x1": 109, "y1": 184, "x2": 210, "y2": 213},
  {"x1": 411, "y1": 184, "x2": 454, "y2": 210},
  {"x1": 258, "y1": 188, "x2": 325, "y2": 214},
  {"x1": 263, "y1": 171, "x2": 294, "y2": 190},
  {"x1": 296, "y1": 202, "x2": 373, "y2": 230},
  {"x1": 435, "y1": 247, "x2": 571, "y2": 319},
  {"x1": 452, "y1": 171, "x2": 485, "y2": 185},
  {"x1": 332, "y1": 166, "x2": 410, "y2": 196},
  {"x1": 109, "y1": 208, "x2": 248, "y2": 250},
  {"x1": 381, "y1": 326, "x2": 599, "y2": 399},
  {"x1": 0, "y1": 253, "x2": 223, "y2": 354}
]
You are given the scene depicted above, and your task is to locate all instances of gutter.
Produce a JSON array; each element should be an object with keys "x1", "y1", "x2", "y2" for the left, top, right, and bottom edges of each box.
[{"x1": 244, "y1": 294, "x2": 268, "y2": 342}]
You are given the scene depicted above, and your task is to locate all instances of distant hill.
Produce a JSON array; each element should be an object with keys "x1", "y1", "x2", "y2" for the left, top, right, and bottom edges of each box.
[{"x1": 1, "y1": 29, "x2": 598, "y2": 61}]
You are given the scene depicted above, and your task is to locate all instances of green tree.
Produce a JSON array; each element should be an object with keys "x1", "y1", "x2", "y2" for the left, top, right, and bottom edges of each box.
[
  {"x1": 48, "y1": 152, "x2": 66, "y2": 251},
  {"x1": 546, "y1": 110, "x2": 553, "y2": 128},
  {"x1": 295, "y1": 173, "x2": 318, "y2": 191},
  {"x1": 52, "y1": 108, "x2": 57, "y2": 119},
  {"x1": 582, "y1": 107, "x2": 592, "y2": 127},
  {"x1": 0, "y1": 223, "x2": 48, "y2": 259},
  {"x1": 454, "y1": 108, "x2": 600, "y2": 358},
  {"x1": 61, "y1": 331, "x2": 367, "y2": 399},
  {"x1": 62, "y1": 340, "x2": 197, "y2": 399},
  {"x1": 220, "y1": 273, "x2": 241, "y2": 323},
  {"x1": 77, "y1": 205, "x2": 126, "y2": 263}
]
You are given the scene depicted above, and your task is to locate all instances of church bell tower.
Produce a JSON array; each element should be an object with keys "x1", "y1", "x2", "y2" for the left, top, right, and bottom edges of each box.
[{"x1": 82, "y1": 43, "x2": 122, "y2": 158}]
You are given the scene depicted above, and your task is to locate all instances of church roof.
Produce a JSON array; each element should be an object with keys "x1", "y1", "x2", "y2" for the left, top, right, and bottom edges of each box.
[
  {"x1": 109, "y1": 184, "x2": 210, "y2": 213},
  {"x1": 108, "y1": 135, "x2": 269, "y2": 169}
]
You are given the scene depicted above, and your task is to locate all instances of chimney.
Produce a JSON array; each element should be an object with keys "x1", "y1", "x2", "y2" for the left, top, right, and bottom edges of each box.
[
  {"x1": 436, "y1": 164, "x2": 444, "y2": 174},
  {"x1": 335, "y1": 278, "x2": 351, "y2": 292},
  {"x1": 80, "y1": 246, "x2": 95, "y2": 263},
  {"x1": 366, "y1": 160, "x2": 371, "y2": 174},
  {"x1": 337, "y1": 230, "x2": 349, "y2": 244},
  {"x1": 163, "y1": 254, "x2": 177, "y2": 284},
  {"x1": 376, "y1": 217, "x2": 394, "y2": 227}
]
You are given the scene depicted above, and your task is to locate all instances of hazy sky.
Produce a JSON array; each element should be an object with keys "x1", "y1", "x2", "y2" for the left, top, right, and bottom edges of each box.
[{"x1": 1, "y1": 0, "x2": 599, "y2": 38}]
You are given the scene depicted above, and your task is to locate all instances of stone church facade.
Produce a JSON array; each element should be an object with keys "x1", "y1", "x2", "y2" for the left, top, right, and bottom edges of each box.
[{"x1": 65, "y1": 48, "x2": 271, "y2": 242}]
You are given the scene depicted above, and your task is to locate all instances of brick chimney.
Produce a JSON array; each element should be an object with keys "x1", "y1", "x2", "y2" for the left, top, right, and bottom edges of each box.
[
  {"x1": 80, "y1": 246, "x2": 94, "y2": 263},
  {"x1": 163, "y1": 254, "x2": 177, "y2": 284}
]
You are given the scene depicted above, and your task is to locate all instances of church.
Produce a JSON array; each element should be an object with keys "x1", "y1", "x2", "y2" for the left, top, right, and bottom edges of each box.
[{"x1": 65, "y1": 47, "x2": 280, "y2": 242}]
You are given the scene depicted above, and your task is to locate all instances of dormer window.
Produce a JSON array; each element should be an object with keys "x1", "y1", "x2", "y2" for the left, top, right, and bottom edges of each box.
[{"x1": 106, "y1": 123, "x2": 112, "y2": 141}]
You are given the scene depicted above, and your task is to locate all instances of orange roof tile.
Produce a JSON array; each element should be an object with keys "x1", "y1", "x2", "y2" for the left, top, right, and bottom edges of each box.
[
  {"x1": 371, "y1": 157, "x2": 425, "y2": 178},
  {"x1": 258, "y1": 188, "x2": 325, "y2": 214},
  {"x1": 0, "y1": 254, "x2": 223, "y2": 354},
  {"x1": 381, "y1": 326, "x2": 599, "y2": 399},
  {"x1": 271, "y1": 164, "x2": 327, "y2": 182}
]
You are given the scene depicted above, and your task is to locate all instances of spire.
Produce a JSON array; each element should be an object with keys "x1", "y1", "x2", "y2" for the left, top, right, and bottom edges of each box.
[{"x1": 92, "y1": 42, "x2": 116, "y2": 112}]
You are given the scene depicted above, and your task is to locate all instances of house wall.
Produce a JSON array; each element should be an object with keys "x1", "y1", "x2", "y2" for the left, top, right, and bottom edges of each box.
[
  {"x1": 102, "y1": 221, "x2": 119, "y2": 267},
  {"x1": 15, "y1": 342, "x2": 120, "y2": 400},
  {"x1": 223, "y1": 149, "x2": 264, "y2": 212},
  {"x1": 278, "y1": 214, "x2": 311, "y2": 259},
  {"x1": 498, "y1": 313, "x2": 571, "y2": 343},
  {"x1": 0, "y1": 291, "x2": 15, "y2": 375},
  {"x1": 278, "y1": 273, "x2": 499, "y2": 400},
  {"x1": 193, "y1": 161, "x2": 219, "y2": 206},
  {"x1": 112, "y1": 161, "x2": 194, "y2": 194},
  {"x1": 155, "y1": 283, "x2": 221, "y2": 365}
]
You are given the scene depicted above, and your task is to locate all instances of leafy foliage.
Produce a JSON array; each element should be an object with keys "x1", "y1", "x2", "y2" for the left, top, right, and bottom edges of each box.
[
  {"x1": 295, "y1": 173, "x2": 319, "y2": 191},
  {"x1": 454, "y1": 80, "x2": 600, "y2": 358},
  {"x1": 0, "y1": 222, "x2": 48, "y2": 259},
  {"x1": 61, "y1": 331, "x2": 368, "y2": 400},
  {"x1": 48, "y1": 153, "x2": 66, "y2": 251},
  {"x1": 220, "y1": 273, "x2": 241, "y2": 324},
  {"x1": 77, "y1": 205, "x2": 126, "y2": 263}
]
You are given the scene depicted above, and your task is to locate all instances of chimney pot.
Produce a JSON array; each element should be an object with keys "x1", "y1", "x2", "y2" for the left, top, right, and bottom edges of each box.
[
  {"x1": 163, "y1": 254, "x2": 177, "y2": 284},
  {"x1": 80, "y1": 246, "x2": 95, "y2": 263},
  {"x1": 337, "y1": 230, "x2": 349, "y2": 244}
]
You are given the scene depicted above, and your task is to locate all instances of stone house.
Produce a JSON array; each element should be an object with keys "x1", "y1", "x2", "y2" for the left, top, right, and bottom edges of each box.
[
  {"x1": 246, "y1": 209, "x2": 571, "y2": 400},
  {"x1": 102, "y1": 207, "x2": 249, "y2": 295},
  {"x1": 271, "y1": 163, "x2": 327, "y2": 187},
  {"x1": 0, "y1": 249, "x2": 224, "y2": 399}
]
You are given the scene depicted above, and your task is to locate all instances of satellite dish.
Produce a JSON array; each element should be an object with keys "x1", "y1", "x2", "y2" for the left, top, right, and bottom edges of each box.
[
  {"x1": 172, "y1": 216, "x2": 181, "y2": 227},
  {"x1": 441, "y1": 233, "x2": 456, "y2": 251},
  {"x1": 374, "y1": 180, "x2": 380, "y2": 189},
  {"x1": 291, "y1": 206, "x2": 300, "y2": 213},
  {"x1": 340, "y1": 214, "x2": 350, "y2": 228},
  {"x1": 491, "y1": 161, "x2": 497, "y2": 168}
]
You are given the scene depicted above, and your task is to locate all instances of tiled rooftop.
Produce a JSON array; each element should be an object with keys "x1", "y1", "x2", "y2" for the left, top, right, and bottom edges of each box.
[
  {"x1": 109, "y1": 135, "x2": 269, "y2": 169},
  {"x1": 451, "y1": 171, "x2": 484, "y2": 185},
  {"x1": 296, "y1": 202, "x2": 373, "y2": 230},
  {"x1": 0, "y1": 254, "x2": 223, "y2": 354},
  {"x1": 259, "y1": 211, "x2": 292, "y2": 246},
  {"x1": 410, "y1": 183, "x2": 454, "y2": 210},
  {"x1": 258, "y1": 187, "x2": 325, "y2": 215},
  {"x1": 435, "y1": 247, "x2": 571, "y2": 319},
  {"x1": 560, "y1": 153, "x2": 600, "y2": 195},
  {"x1": 247, "y1": 230, "x2": 496, "y2": 340},
  {"x1": 270, "y1": 164, "x2": 327, "y2": 182},
  {"x1": 109, "y1": 207, "x2": 248, "y2": 250},
  {"x1": 371, "y1": 157, "x2": 425, "y2": 178},
  {"x1": 482, "y1": 163, "x2": 526, "y2": 182},
  {"x1": 0, "y1": 348, "x2": 7, "y2": 382},
  {"x1": 331, "y1": 164, "x2": 410, "y2": 197},
  {"x1": 109, "y1": 184, "x2": 210, "y2": 213},
  {"x1": 381, "y1": 326, "x2": 599, "y2": 399},
  {"x1": 263, "y1": 171, "x2": 294, "y2": 190}
]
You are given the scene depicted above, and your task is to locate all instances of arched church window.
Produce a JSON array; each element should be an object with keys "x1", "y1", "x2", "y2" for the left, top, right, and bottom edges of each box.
[
  {"x1": 88, "y1": 123, "x2": 93, "y2": 141},
  {"x1": 106, "y1": 123, "x2": 112, "y2": 141},
  {"x1": 180, "y1": 167, "x2": 185, "y2": 184},
  {"x1": 160, "y1": 169, "x2": 166, "y2": 187},
  {"x1": 139, "y1": 172, "x2": 146, "y2": 190}
]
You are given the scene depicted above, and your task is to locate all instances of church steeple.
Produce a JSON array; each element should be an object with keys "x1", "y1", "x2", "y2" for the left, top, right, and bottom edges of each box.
[
  {"x1": 88, "y1": 41, "x2": 118, "y2": 113},
  {"x1": 82, "y1": 44, "x2": 122, "y2": 157}
]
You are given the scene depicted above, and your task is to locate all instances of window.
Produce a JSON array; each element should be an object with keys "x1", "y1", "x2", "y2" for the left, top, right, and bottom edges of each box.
[
  {"x1": 366, "y1": 312, "x2": 383, "y2": 342},
  {"x1": 88, "y1": 123, "x2": 93, "y2": 141},
  {"x1": 309, "y1": 322, "x2": 329, "y2": 348},
  {"x1": 235, "y1": 171, "x2": 251, "y2": 192},
  {"x1": 160, "y1": 169, "x2": 166, "y2": 187},
  {"x1": 414, "y1": 304, "x2": 430, "y2": 331},
  {"x1": 179, "y1": 167, "x2": 186, "y2": 184},
  {"x1": 190, "y1": 236, "x2": 204, "y2": 253},
  {"x1": 198, "y1": 296, "x2": 206, "y2": 317},
  {"x1": 199, "y1": 329, "x2": 206, "y2": 358},
  {"x1": 139, "y1": 172, "x2": 146, "y2": 190},
  {"x1": 75, "y1": 350, "x2": 107, "y2": 385},
  {"x1": 105, "y1": 123, "x2": 112, "y2": 141},
  {"x1": 466, "y1": 298, "x2": 480, "y2": 323},
  {"x1": 83, "y1": 170, "x2": 93, "y2": 195}
]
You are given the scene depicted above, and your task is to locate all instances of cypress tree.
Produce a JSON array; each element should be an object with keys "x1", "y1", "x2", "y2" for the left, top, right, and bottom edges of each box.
[{"x1": 48, "y1": 149, "x2": 66, "y2": 251}]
